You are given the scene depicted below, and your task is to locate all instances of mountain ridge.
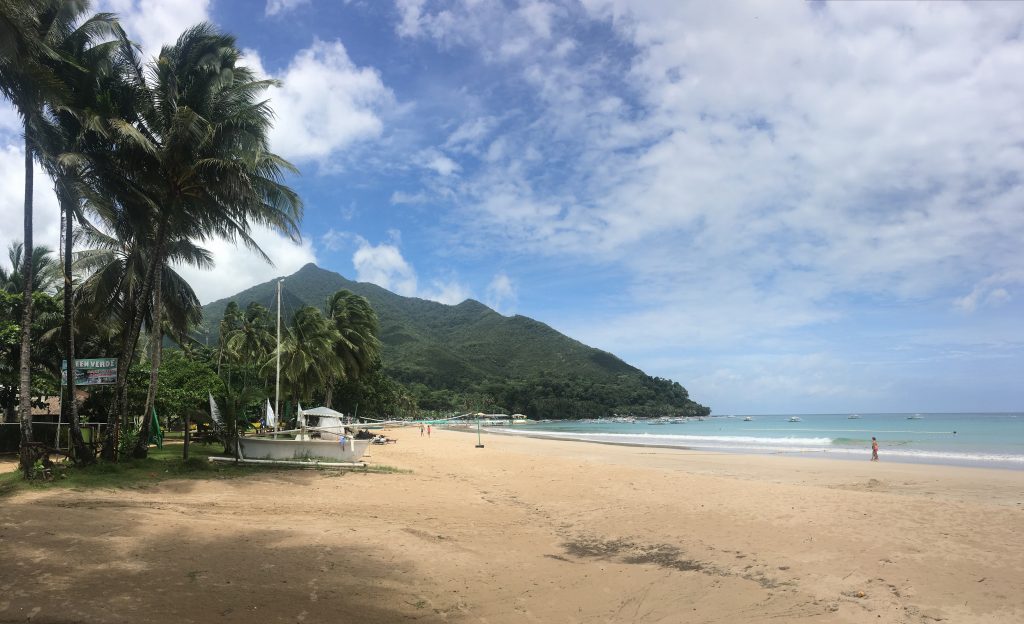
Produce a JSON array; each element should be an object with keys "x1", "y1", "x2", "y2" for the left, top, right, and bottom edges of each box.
[{"x1": 199, "y1": 263, "x2": 708, "y2": 417}]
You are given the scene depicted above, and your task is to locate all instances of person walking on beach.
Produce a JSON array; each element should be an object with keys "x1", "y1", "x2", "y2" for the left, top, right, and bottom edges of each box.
[
  {"x1": 427, "y1": 424, "x2": 432, "y2": 437},
  {"x1": 420, "y1": 423, "x2": 425, "y2": 436},
  {"x1": 871, "y1": 436, "x2": 879, "y2": 461}
]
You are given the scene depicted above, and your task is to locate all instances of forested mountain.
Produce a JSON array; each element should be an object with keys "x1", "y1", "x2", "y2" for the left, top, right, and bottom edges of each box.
[{"x1": 199, "y1": 264, "x2": 709, "y2": 418}]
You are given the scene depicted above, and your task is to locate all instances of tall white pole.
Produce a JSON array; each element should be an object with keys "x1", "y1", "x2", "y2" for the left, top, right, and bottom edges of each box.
[{"x1": 275, "y1": 279, "x2": 282, "y2": 434}]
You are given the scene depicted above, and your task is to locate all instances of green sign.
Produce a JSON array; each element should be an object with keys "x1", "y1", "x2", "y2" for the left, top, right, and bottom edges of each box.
[{"x1": 61, "y1": 358, "x2": 117, "y2": 386}]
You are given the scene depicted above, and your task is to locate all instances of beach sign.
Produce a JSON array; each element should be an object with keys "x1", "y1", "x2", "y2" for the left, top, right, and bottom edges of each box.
[{"x1": 61, "y1": 358, "x2": 117, "y2": 386}]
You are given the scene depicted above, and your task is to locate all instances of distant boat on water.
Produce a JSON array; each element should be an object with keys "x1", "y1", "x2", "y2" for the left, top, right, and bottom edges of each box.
[
  {"x1": 743, "y1": 416, "x2": 753, "y2": 422},
  {"x1": 848, "y1": 414, "x2": 861, "y2": 419},
  {"x1": 908, "y1": 414, "x2": 924, "y2": 420},
  {"x1": 788, "y1": 416, "x2": 801, "y2": 422}
]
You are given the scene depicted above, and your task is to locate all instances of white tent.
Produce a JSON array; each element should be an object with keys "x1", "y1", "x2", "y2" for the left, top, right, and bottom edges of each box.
[{"x1": 300, "y1": 406, "x2": 345, "y2": 418}]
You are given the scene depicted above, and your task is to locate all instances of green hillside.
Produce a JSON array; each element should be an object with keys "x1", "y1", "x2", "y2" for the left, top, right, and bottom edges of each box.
[{"x1": 199, "y1": 263, "x2": 709, "y2": 418}]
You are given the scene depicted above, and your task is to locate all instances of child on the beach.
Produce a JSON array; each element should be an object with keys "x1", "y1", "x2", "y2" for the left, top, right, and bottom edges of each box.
[{"x1": 871, "y1": 436, "x2": 879, "y2": 461}]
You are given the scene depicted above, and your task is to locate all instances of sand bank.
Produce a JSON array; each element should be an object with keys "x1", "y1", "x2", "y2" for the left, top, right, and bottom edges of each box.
[{"x1": 1, "y1": 428, "x2": 1022, "y2": 623}]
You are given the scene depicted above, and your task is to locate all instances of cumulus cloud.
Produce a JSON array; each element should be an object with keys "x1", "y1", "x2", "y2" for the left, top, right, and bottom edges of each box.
[
  {"x1": 485, "y1": 272, "x2": 516, "y2": 313},
  {"x1": 0, "y1": 146, "x2": 61, "y2": 273},
  {"x1": 245, "y1": 41, "x2": 394, "y2": 163},
  {"x1": 352, "y1": 239, "x2": 418, "y2": 297},
  {"x1": 344, "y1": 234, "x2": 472, "y2": 304},
  {"x1": 101, "y1": 0, "x2": 212, "y2": 59},
  {"x1": 418, "y1": 148, "x2": 460, "y2": 176},
  {"x1": 174, "y1": 226, "x2": 317, "y2": 304},
  {"x1": 422, "y1": 279, "x2": 472, "y2": 305}
]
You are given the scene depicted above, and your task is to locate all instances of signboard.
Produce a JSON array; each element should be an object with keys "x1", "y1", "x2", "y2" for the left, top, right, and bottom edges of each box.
[{"x1": 61, "y1": 358, "x2": 118, "y2": 386}]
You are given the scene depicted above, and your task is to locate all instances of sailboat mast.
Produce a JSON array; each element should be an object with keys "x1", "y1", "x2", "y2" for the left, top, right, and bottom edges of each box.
[{"x1": 275, "y1": 278, "x2": 282, "y2": 432}]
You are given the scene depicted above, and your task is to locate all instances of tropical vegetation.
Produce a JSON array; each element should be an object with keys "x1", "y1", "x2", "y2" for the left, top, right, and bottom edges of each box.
[{"x1": 0, "y1": 1, "x2": 300, "y2": 476}]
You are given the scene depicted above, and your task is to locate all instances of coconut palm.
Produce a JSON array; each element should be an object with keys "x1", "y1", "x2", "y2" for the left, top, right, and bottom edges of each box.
[
  {"x1": 277, "y1": 306, "x2": 343, "y2": 404},
  {"x1": 75, "y1": 23, "x2": 302, "y2": 459},
  {"x1": 73, "y1": 216, "x2": 210, "y2": 457},
  {"x1": 217, "y1": 301, "x2": 242, "y2": 375},
  {"x1": 224, "y1": 302, "x2": 274, "y2": 384},
  {"x1": 91, "y1": 23, "x2": 302, "y2": 460},
  {"x1": 33, "y1": 8, "x2": 129, "y2": 464},
  {"x1": 0, "y1": 242, "x2": 58, "y2": 294},
  {"x1": 324, "y1": 290, "x2": 380, "y2": 407},
  {"x1": 0, "y1": 0, "x2": 110, "y2": 475}
]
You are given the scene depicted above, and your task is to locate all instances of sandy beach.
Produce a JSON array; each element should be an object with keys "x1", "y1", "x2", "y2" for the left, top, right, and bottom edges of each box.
[{"x1": 1, "y1": 428, "x2": 1022, "y2": 623}]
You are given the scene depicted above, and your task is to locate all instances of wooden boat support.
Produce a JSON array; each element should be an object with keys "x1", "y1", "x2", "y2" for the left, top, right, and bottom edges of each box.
[{"x1": 208, "y1": 456, "x2": 367, "y2": 469}]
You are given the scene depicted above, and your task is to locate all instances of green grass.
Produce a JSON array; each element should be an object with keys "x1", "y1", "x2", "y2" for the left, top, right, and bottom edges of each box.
[
  {"x1": 0, "y1": 444, "x2": 411, "y2": 496},
  {"x1": 0, "y1": 443, "x2": 262, "y2": 496}
]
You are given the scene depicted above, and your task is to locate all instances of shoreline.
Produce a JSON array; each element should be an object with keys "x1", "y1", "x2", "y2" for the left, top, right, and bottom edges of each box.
[{"x1": 468, "y1": 425, "x2": 1024, "y2": 471}]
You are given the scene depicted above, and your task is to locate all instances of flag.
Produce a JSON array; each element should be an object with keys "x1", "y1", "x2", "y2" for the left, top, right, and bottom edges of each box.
[
  {"x1": 149, "y1": 406, "x2": 163, "y2": 449},
  {"x1": 265, "y1": 399, "x2": 277, "y2": 428},
  {"x1": 209, "y1": 392, "x2": 222, "y2": 426}
]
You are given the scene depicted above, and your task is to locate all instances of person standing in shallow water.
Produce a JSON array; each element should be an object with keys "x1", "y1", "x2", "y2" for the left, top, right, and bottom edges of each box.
[{"x1": 871, "y1": 436, "x2": 879, "y2": 461}]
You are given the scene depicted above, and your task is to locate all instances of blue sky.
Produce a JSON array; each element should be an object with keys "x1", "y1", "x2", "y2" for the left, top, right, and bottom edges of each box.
[{"x1": 2, "y1": 1, "x2": 1022, "y2": 414}]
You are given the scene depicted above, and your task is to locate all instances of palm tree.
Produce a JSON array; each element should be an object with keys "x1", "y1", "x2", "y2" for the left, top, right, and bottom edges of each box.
[
  {"x1": 96, "y1": 23, "x2": 302, "y2": 460},
  {"x1": 325, "y1": 290, "x2": 380, "y2": 407},
  {"x1": 0, "y1": 0, "x2": 98, "y2": 475},
  {"x1": 224, "y1": 302, "x2": 274, "y2": 386},
  {"x1": 34, "y1": 8, "x2": 128, "y2": 464},
  {"x1": 217, "y1": 302, "x2": 242, "y2": 375},
  {"x1": 73, "y1": 218, "x2": 210, "y2": 457},
  {"x1": 277, "y1": 306, "x2": 343, "y2": 404},
  {"x1": 0, "y1": 242, "x2": 58, "y2": 294},
  {"x1": 0, "y1": 241, "x2": 60, "y2": 425},
  {"x1": 1, "y1": 0, "x2": 129, "y2": 474}
]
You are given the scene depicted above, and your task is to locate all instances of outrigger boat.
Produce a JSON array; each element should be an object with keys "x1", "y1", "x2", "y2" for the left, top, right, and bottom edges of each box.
[{"x1": 237, "y1": 405, "x2": 370, "y2": 462}]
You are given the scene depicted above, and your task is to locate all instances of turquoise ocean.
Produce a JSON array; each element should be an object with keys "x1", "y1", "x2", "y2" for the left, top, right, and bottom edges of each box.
[{"x1": 492, "y1": 413, "x2": 1024, "y2": 469}]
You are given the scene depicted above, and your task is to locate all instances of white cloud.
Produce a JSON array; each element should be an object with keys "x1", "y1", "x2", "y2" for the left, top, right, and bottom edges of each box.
[
  {"x1": 346, "y1": 234, "x2": 473, "y2": 304},
  {"x1": 174, "y1": 226, "x2": 317, "y2": 304},
  {"x1": 423, "y1": 279, "x2": 471, "y2": 305},
  {"x1": 246, "y1": 40, "x2": 395, "y2": 162},
  {"x1": 352, "y1": 239, "x2": 418, "y2": 297},
  {"x1": 101, "y1": 0, "x2": 212, "y2": 60},
  {"x1": 0, "y1": 145, "x2": 61, "y2": 274},
  {"x1": 954, "y1": 271, "x2": 1022, "y2": 313},
  {"x1": 485, "y1": 272, "x2": 516, "y2": 313},
  {"x1": 265, "y1": 0, "x2": 310, "y2": 17},
  {"x1": 390, "y1": 190, "x2": 428, "y2": 205},
  {"x1": 418, "y1": 148, "x2": 460, "y2": 176}
]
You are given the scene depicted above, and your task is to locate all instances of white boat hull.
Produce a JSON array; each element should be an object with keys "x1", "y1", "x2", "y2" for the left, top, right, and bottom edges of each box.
[{"x1": 238, "y1": 437, "x2": 370, "y2": 462}]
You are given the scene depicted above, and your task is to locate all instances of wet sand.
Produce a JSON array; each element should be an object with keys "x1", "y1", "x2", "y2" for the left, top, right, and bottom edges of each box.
[{"x1": 1, "y1": 428, "x2": 1022, "y2": 623}]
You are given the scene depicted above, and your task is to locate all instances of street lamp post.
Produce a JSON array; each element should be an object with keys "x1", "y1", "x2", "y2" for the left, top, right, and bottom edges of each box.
[{"x1": 475, "y1": 417, "x2": 484, "y2": 448}]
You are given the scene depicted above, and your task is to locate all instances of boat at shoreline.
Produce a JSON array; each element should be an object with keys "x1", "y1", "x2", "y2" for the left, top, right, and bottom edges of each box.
[{"x1": 238, "y1": 434, "x2": 370, "y2": 462}]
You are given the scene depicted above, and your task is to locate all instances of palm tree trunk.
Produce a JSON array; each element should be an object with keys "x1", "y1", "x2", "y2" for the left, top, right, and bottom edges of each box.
[
  {"x1": 102, "y1": 218, "x2": 168, "y2": 461},
  {"x1": 18, "y1": 132, "x2": 35, "y2": 479},
  {"x1": 60, "y1": 191, "x2": 90, "y2": 464},
  {"x1": 133, "y1": 265, "x2": 162, "y2": 458}
]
